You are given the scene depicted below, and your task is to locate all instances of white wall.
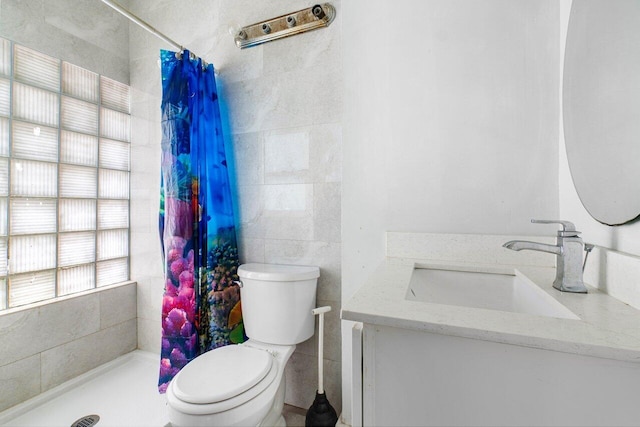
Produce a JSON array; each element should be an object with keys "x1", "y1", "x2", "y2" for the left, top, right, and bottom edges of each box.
[
  {"x1": 558, "y1": 0, "x2": 640, "y2": 256},
  {"x1": 343, "y1": 0, "x2": 560, "y2": 301},
  {"x1": 342, "y1": 1, "x2": 560, "y2": 422}
]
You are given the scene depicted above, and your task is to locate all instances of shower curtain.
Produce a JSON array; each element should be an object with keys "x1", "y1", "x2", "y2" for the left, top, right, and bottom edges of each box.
[{"x1": 157, "y1": 50, "x2": 244, "y2": 393}]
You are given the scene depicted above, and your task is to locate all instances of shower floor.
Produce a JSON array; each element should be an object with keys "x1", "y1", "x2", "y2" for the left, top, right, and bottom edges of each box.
[
  {"x1": 0, "y1": 351, "x2": 168, "y2": 426},
  {"x1": 0, "y1": 350, "x2": 307, "y2": 426}
]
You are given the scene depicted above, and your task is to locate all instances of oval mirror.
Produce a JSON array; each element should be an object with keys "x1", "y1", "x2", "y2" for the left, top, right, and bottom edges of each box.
[{"x1": 563, "y1": 0, "x2": 640, "y2": 225}]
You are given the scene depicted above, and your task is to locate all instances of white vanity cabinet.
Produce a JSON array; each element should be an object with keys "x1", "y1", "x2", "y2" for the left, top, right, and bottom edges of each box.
[{"x1": 360, "y1": 323, "x2": 640, "y2": 426}]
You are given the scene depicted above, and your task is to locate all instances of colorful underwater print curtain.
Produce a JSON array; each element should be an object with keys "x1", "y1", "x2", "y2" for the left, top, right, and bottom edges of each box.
[{"x1": 158, "y1": 50, "x2": 245, "y2": 393}]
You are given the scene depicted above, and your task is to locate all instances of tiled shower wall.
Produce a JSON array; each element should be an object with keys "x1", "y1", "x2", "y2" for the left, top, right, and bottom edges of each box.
[{"x1": 128, "y1": 0, "x2": 343, "y2": 412}]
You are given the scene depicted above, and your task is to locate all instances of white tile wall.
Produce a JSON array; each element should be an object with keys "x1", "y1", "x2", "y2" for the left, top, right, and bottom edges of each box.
[
  {"x1": 264, "y1": 184, "x2": 311, "y2": 212},
  {"x1": 0, "y1": 0, "x2": 129, "y2": 83},
  {"x1": 99, "y1": 283, "x2": 137, "y2": 329},
  {"x1": 232, "y1": 132, "x2": 264, "y2": 187},
  {"x1": 0, "y1": 294, "x2": 100, "y2": 367},
  {"x1": 264, "y1": 124, "x2": 342, "y2": 185},
  {"x1": 265, "y1": 132, "x2": 310, "y2": 182},
  {"x1": 264, "y1": 240, "x2": 342, "y2": 303},
  {"x1": 0, "y1": 355, "x2": 41, "y2": 412},
  {"x1": 40, "y1": 319, "x2": 137, "y2": 392}
]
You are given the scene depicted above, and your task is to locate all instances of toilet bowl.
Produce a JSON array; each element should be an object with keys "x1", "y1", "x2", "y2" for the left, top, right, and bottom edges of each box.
[
  {"x1": 166, "y1": 340, "x2": 294, "y2": 427},
  {"x1": 166, "y1": 263, "x2": 319, "y2": 427}
]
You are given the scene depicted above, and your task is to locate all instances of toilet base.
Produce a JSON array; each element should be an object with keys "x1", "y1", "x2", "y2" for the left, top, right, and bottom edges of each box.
[
  {"x1": 259, "y1": 376, "x2": 286, "y2": 427},
  {"x1": 259, "y1": 413, "x2": 285, "y2": 427}
]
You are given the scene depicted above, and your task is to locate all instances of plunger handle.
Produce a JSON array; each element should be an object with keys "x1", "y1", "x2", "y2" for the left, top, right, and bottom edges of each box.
[{"x1": 312, "y1": 306, "x2": 332, "y2": 394}]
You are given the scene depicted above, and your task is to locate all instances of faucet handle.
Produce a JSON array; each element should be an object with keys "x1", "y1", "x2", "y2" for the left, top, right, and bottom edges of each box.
[{"x1": 531, "y1": 219, "x2": 581, "y2": 236}]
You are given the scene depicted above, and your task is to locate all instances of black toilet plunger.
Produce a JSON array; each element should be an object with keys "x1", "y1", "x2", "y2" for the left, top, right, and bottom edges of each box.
[{"x1": 305, "y1": 306, "x2": 338, "y2": 427}]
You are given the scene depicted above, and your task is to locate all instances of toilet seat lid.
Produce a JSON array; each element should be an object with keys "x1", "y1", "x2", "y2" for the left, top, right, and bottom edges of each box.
[{"x1": 173, "y1": 345, "x2": 274, "y2": 404}]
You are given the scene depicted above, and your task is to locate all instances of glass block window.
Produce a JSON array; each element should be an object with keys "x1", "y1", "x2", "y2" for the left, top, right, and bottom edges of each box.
[{"x1": 0, "y1": 39, "x2": 130, "y2": 310}]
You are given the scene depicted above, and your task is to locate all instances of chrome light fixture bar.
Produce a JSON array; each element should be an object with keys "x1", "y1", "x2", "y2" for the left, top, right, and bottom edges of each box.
[{"x1": 235, "y1": 3, "x2": 336, "y2": 49}]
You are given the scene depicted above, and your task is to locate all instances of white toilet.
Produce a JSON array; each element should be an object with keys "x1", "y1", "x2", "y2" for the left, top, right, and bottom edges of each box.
[{"x1": 166, "y1": 263, "x2": 320, "y2": 427}]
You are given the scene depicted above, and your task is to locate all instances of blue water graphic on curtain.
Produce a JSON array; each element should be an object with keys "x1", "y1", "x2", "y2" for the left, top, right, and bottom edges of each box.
[{"x1": 157, "y1": 50, "x2": 245, "y2": 393}]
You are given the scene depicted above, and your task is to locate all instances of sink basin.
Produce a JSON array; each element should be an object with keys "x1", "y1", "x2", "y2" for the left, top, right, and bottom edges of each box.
[{"x1": 406, "y1": 267, "x2": 579, "y2": 319}]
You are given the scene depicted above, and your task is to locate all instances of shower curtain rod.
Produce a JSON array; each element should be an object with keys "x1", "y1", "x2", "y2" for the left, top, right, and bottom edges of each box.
[{"x1": 100, "y1": 0, "x2": 201, "y2": 61}]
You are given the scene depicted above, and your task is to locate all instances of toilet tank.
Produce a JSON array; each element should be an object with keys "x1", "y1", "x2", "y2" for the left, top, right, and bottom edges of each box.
[{"x1": 237, "y1": 263, "x2": 319, "y2": 345}]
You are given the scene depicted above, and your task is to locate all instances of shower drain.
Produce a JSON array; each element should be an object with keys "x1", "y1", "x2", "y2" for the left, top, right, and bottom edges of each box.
[{"x1": 70, "y1": 415, "x2": 100, "y2": 427}]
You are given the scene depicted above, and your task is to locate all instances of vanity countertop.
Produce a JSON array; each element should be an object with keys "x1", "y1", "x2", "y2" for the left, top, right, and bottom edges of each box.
[{"x1": 342, "y1": 233, "x2": 640, "y2": 363}]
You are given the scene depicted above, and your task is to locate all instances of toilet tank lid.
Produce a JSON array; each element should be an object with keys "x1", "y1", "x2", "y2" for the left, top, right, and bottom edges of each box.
[{"x1": 238, "y1": 263, "x2": 320, "y2": 281}]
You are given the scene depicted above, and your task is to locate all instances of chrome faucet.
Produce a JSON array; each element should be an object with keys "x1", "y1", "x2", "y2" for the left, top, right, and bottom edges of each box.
[{"x1": 503, "y1": 220, "x2": 588, "y2": 294}]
